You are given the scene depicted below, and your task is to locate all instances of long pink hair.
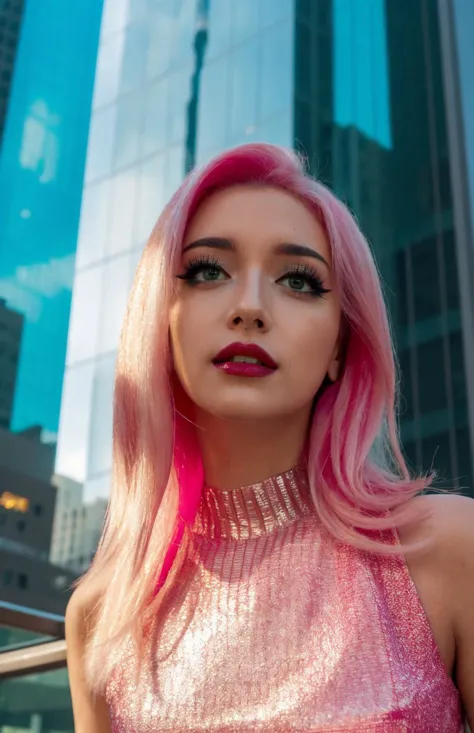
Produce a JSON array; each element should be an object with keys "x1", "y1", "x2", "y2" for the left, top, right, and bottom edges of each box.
[{"x1": 77, "y1": 143, "x2": 432, "y2": 693}]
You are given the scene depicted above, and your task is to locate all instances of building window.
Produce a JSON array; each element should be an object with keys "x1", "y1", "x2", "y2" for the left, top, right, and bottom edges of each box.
[
  {"x1": 3, "y1": 569, "x2": 13, "y2": 586},
  {"x1": 17, "y1": 573, "x2": 28, "y2": 590},
  {"x1": 33, "y1": 503, "x2": 43, "y2": 517}
]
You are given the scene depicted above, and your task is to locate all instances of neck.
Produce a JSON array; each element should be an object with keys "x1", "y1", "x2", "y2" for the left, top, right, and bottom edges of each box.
[{"x1": 194, "y1": 408, "x2": 311, "y2": 490}]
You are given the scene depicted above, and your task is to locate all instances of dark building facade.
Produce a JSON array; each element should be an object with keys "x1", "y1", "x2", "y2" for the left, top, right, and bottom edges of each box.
[
  {"x1": 0, "y1": 427, "x2": 76, "y2": 614},
  {"x1": 294, "y1": 0, "x2": 474, "y2": 493},
  {"x1": 0, "y1": 0, "x2": 24, "y2": 151}
]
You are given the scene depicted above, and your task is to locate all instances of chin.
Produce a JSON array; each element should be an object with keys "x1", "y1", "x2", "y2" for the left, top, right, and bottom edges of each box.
[{"x1": 197, "y1": 395, "x2": 291, "y2": 422}]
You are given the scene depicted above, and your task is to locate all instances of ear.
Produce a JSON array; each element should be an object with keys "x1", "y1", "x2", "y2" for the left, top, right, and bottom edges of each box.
[
  {"x1": 327, "y1": 357, "x2": 340, "y2": 383},
  {"x1": 327, "y1": 321, "x2": 347, "y2": 383}
]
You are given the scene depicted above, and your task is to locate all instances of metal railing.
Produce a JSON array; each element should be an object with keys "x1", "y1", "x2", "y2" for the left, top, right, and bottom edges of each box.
[{"x1": 0, "y1": 600, "x2": 67, "y2": 678}]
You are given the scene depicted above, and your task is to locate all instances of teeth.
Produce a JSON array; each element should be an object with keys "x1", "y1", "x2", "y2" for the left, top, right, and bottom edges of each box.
[{"x1": 230, "y1": 356, "x2": 263, "y2": 365}]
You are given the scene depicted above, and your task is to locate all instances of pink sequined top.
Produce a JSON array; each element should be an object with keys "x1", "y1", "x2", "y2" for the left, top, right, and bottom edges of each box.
[{"x1": 106, "y1": 465, "x2": 464, "y2": 731}]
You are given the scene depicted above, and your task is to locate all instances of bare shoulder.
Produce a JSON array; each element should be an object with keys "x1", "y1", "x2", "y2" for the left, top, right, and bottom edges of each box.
[
  {"x1": 400, "y1": 493, "x2": 474, "y2": 720},
  {"x1": 65, "y1": 579, "x2": 112, "y2": 733},
  {"x1": 65, "y1": 578, "x2": 103, "y2": 641},
  {"x1": 400, "y1": 492, "x2": 474, "y2": 549}
]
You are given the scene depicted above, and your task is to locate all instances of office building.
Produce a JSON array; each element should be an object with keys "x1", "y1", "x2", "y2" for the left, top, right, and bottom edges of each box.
[
  {"x1": 50, "y1": 474, "x2": 107, "y2": 573},
  {"x1": 57, "y1": 0, "x2": 474, "y2": 511},
  {"x1": 0, "y1": 0, "x2": 24, "y2": 151},
  {"x1": 0, "y1": 427, "x2": 76, "y2": 614},
  {"x1": 0, "y1": 0, "x2": 104, "y2": 612}
]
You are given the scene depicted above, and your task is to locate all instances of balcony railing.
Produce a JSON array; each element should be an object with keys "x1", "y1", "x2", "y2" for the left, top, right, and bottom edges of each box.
[{"x1": 0, "y1": 600, "x2": 72, "y2": 731}]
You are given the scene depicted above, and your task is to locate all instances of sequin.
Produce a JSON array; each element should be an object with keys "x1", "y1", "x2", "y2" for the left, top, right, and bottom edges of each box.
[{"x1": 106, "y1": 466, "x2": 464, "y2": 732}]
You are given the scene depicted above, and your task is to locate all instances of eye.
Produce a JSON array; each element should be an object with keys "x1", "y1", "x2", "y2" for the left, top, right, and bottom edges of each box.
[
  {"x1": 277, "y1": 264, "x2": 331, "y2": 298},
  {"x1": 176, "y1": 256, "x2": 230, "y2": 284}
]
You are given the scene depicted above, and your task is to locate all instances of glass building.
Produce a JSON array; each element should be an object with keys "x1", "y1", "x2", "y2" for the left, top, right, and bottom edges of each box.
[
  {"x1": 0, "y1": 0, "x2": 103, "y2": 612},
  {"x1": 56, "y1": 0, "x2": 474, "y2": 510}
]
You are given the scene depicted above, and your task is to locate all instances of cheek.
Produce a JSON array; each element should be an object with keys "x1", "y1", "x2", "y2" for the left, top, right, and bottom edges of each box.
[
  {"x1": 169, "y1": 301, "x2": 203, "y2": 379},
  {"x1": 287, "y1": 311, "x2": 339, "y2": 381}
]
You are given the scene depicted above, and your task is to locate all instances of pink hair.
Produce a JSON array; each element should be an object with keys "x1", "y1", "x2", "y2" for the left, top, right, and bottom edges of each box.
[{"x1": 77, "y1": 143, "x2": 432, "y2": 693}]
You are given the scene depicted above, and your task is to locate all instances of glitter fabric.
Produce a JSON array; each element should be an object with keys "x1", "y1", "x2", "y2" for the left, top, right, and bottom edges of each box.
[{"x1": 106, "y1": 465, "x2": 464, "y2": 732}]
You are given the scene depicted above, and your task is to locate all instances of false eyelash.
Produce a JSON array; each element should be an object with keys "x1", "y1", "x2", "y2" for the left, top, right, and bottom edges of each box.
[
  {"x1": 175, "y1": 254, "x2": 223, "y2": 281},
  {"x1": 280, "y1": 263, "x2": 331, "y2": 296}
]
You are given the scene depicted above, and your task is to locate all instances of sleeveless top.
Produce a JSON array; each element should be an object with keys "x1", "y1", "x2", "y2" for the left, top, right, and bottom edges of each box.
[{"x1": 106, "y1": 465, "x2": 464, "y2": 732}]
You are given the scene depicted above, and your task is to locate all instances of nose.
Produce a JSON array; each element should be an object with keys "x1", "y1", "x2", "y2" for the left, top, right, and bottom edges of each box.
[{"x1": 227, "y1": 273, "x2": 271, "y2": 333}]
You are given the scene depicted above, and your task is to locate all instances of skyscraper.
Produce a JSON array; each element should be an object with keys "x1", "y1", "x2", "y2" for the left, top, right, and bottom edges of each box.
[
  {"x1": 57, "y1": 0, "x2": 474, "y2": 514},
  {"x1": 0, "y1": 0, "x2": 24, "y2": 152},
  {"x1": 0, "y1": 0, "x2": 103, "y2": 612}
]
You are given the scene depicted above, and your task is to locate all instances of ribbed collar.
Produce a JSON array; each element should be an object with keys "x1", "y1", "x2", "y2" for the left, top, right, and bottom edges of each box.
[{"x1": 192, "y1": 464, "x2": 315, "y2": 540}]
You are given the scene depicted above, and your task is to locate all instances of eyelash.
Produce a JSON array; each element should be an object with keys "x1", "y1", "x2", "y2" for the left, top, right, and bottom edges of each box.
[{"x1": 176, "y1": 255, "x2": 331, "y2": 298}]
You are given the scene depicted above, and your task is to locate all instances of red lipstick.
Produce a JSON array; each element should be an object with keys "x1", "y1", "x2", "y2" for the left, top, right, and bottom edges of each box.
[{"x1": 212, "y1": 342, "x2": 278, "y2": 378}]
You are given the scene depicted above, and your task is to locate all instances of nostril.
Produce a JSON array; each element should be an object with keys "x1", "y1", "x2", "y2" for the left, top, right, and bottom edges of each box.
[{"x1": 256, "y1": 319, "x2": 264, "y2": 329}]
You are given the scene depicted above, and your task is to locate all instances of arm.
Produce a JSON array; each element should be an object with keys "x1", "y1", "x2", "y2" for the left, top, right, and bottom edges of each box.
[
  {"x1": 447, "y1": 496, "x2": 474, "y2": 728},
  {"x1": 65, "y1": 588, "x2": 112, "y2": 733}
]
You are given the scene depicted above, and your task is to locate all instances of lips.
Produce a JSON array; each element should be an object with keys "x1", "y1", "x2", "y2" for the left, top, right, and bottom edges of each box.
[{"x1": 212, "y1": 342, "x2": 278, "y2": 369}]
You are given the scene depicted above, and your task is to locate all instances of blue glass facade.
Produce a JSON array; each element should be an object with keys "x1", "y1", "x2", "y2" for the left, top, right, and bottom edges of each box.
[
  {"x1": 0, "y1": 0, "x2": 103, "y2": 439},
  {"x1": 56, "y1": 0, "x2": 294, "y2": 500},
  {"x1": 57, "y1": 0, "x2": 474, "y2": 505}
]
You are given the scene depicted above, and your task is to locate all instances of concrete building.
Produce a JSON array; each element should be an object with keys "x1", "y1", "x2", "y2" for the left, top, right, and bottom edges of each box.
[
  {"x1": 0, "y1": 427, "x2": 76, "y2": 614},
  {"x1": 50, "y1": 474, "x2": 107, "y2": 573}
]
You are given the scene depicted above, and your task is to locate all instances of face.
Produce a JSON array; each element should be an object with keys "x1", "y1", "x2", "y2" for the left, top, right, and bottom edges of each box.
[{"x1": 169, "y1": 185, "x2": 342, "y2": 423}]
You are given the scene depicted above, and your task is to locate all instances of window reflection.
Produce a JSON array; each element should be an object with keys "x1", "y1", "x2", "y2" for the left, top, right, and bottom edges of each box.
[
  {"x1": 146, "y1": 4, "x2": 173, "y2": 79},
  {"x1": 87, "y1": 354, "x2": 115, "y2": 477},
  {"x1": 100, "y1": 0, "x2": 129, "y2": 41},
  {"x1": 231, "y1": 0, "x2": 259, "y2": 45},
  {"x1": 120, "y1": 21, "x2": 148, "y2": 95},
  {"x1": 85, "y1": 104, "x2": 118, "y2": 183},
  {"x1": 169, "y1": 67, "x2": 192, "y2": 146},
  {"x1": 107, "y1": 172, "x2": 138, "y2": 256},
  {"x1": 97, "y1": 254, "x2": 133, "y2": 356},
  {"x1": 229, "y1": 38, "x2": 259, "y2": 142},
  {"x1": 165, "y1": 145, "x2": 185, "y2": 201},
  {"x1": 260, "y1": 22, "x2": 292, "y2": 122},
  {"x1": 206, "y1": 0, "x2": 232, "y2": 60},
  {"x1": 56, "y1": 361, "x2": 94, "y2": 483},
  {"x1": 66, "y1": 267, "x2": 102, "y2": 365},
  {"x1": 197, "y1": 57, "x2": 229, "y2": 157},
  {"x1": 93, "y1": 31, "x2": 125, "y2": 110},
  {"x1": 112, "y1": 91, "x2": 142, "y2": 171},
  {"x1": 142, "y1": 76, "x2": 169, "y2": 157},
  {"x1": 135, "y1": 153, "x2": 166, "y2": 244},
  {"x1": 259, "y1": 0, "x2": 293, "y2": 29},
  {"x1": 76, "y1": 181, "x2": 109, "y2": 269}
]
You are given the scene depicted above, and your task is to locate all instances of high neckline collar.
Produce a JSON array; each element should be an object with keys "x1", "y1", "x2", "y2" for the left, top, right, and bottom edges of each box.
[{"x1": 192, "y1": 464, "x2": 315, "y2": 540}]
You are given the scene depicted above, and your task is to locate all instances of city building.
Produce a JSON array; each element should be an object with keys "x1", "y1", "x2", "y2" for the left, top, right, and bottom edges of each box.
[
  {"x1": 50, "y1": 474, "x2": 107, "y2": 573},
  {"x1": 56, "y1": 0, "x2": 474, "y2": 521},
  {"x1": 0, "y1": 0, "x2": 24, "y2": 152},
  {"x1": 0, "y1": 426, "x2": 76, "y2": 614},
  {"x1": 0, "y1": 0, "x2": 104, "y2": 612}
]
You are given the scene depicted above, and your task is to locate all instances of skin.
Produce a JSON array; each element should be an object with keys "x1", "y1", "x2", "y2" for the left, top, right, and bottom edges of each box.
[
  {"x1": 66, "y1": 185, "x2": 474, "y2": 730},
  {"x1": 170, "y1": 185, "x2": 342, "y2": 489}
]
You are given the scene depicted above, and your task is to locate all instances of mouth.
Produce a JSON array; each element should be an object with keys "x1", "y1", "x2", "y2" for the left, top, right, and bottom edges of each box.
[{"x1": 212, "y1": 342, "x2": 278, "y2": 378}]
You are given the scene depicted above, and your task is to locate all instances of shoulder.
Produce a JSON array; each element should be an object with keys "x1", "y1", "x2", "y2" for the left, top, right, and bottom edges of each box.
[
  {"x1": 399, "y1": 492, "x2": 474, "y2": 576},
  {"x1": 65, "y1": 578, "x2": 103, "y2": 643},
  {"x1": 401, "y1": 493, "x2": 474, "y2": 714},
  {"x1": 403, "y1": 492, "x2": 474, "y2": 552}
]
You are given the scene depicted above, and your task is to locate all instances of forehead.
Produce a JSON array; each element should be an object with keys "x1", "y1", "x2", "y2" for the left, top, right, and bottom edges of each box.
[{"x1": 184, "y1": 185, "x2": 330, "y2": 259}]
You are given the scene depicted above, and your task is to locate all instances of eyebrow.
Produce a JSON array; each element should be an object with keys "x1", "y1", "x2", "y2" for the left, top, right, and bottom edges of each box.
[{"x1": 182, "y1": 237, "x2": 330, "y2": 269}]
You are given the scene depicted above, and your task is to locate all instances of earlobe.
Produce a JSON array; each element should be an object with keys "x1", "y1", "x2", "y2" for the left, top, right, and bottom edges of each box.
[{"x1": 327, "y1": 360, "x2": 339, "y2": 383}]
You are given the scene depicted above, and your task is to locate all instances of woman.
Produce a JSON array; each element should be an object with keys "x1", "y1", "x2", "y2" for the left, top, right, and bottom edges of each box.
[{"x1": 66, "y1": 144, "x2": 473, "y2": 731}]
